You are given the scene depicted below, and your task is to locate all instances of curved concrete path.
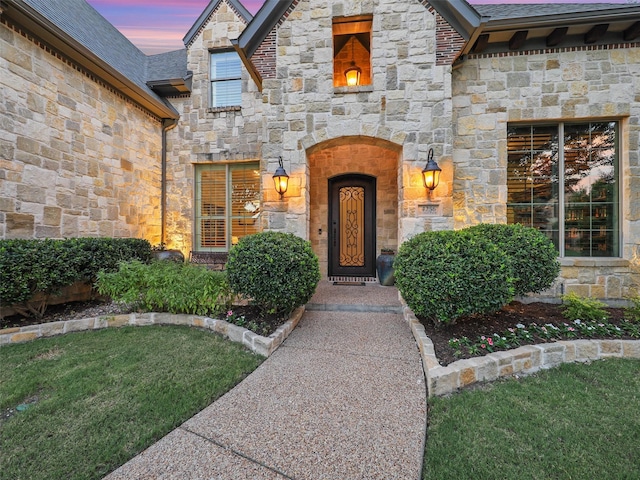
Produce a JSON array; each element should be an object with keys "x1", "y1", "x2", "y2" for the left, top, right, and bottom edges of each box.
[{"x1": 106, "y1": 282, "x2": 427, "y2": 479}]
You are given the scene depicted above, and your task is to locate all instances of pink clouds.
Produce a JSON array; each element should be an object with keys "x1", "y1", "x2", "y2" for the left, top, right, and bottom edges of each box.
[
  {"x1": 86, "y1": 0, "x2": 266, "y2": 54},
  {"x1": 87, "y1": 0, "x2": 628, "y2": 55}
]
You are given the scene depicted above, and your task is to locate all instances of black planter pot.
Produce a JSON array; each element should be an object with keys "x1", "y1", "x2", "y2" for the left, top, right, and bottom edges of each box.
[
  {"x1": 376, "y1": 253, "x2": 395, "y2": 286},
  {"x1": 151, "y1": 249, "x2": 185, "y2": 263}
]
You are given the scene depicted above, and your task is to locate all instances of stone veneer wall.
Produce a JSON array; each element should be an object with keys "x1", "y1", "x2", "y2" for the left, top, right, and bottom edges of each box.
[
  {"x1": 308, "y1": 140, "x2": 399, "y2": 277},
  {"x1": 452, "y1": 46, "x2": 640, "y2": 299},
  {"x1": 260, "y1": 0, "x2": 456, "y2": 244},
  {"x1": 0, "y1": 20, "x2": 163, "y2": 242},
  {"x1": 165, "y1": 1, "x2": 264, "y2": 254}
]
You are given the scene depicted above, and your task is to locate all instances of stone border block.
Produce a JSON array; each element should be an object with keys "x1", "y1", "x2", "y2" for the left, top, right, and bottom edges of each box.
[
  {"x1": 0, "y1": 306, "x2": 306, "y2": 358},
  {"x1": 400, "y1": 296, "x2": 640, "y2": 397}
]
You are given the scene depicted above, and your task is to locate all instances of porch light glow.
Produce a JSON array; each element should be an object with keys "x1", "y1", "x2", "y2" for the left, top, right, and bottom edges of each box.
[
  {"x1": 344, "y1": 62, "x2": 361, "y2": 86},
  {"x1": 422, "y1": 148, "x2": 441, "y2": 191},
  {"x1": 273, "y1": 156, "x2": 289, "y2": 199}
]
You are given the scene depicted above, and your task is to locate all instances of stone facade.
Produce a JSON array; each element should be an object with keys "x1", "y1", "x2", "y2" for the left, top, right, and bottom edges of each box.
[
  {"x1": 452, "y1": 46, "x2": 640, "y2": 298},
  {"x1": 260, "y1": 0, "x2": 455, "y2": 250},
  {"x1": 0, "y1": 19, "x2": 163, "y2": 242},
  {"x1": 164, "y1": 1, "x2": 263, "y2": 253},
  {"x1": 3, "y1": 0, "x2": 640, "y2": 300}
]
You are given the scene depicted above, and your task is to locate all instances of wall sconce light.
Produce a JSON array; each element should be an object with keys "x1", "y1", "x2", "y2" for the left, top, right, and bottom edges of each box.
[
  {"x1": 422, "y1": 148, "x2": 441, "y2": 193},
  {"x1": 344, "y1": 36, "x2": 361, "y2": 86},
  {"x1": 273, "y1": 156, "x2": 289, "y2": 199}
]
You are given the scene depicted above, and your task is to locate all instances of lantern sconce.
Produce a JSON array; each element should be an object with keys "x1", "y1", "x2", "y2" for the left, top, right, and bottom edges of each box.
[
  {"x1": 344, "y1": 36, "x2": 361, "y2": 86},
  {"x1": 273, "y1": 156, "x2": 289, "y2": 199},
  {"x1": 422, "y1": 148, "x2": 441, "y2": 198}
]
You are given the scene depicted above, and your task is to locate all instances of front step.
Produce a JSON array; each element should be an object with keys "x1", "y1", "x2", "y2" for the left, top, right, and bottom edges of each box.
[{"x1": 306, "y1": 303, "x2": 402, "y2": 314}]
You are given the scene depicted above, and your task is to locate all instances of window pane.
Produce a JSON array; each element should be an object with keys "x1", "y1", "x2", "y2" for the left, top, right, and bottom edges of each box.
[
  {"x1": 211, "y1": 79, "x2": 241, "y2": 108},
  {"x1": 211, "y1": 52, "x2": 241, "y2": 80},
  {"x1": 211, "y1": 51, "x2": 241, "y2": 108},
  {"x1": 195, "y1": 163, "x2": 260, "y2": 252},
  {"x1": 197, "y1": 168, "x2": 226, "y2": 249},
  {"x1": 564, "y1": 122, "x2": 618, "y2": 256},
  {"x1": 507, "y1": 125, "x2": 559, "y2": 245},
  {"x1": 230, "y1": 166, "x2": 261, "y2": 242}
]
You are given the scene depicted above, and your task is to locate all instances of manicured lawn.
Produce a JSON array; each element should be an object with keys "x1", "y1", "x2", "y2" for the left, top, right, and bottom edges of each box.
[
  {"x1": 0, "y1": 326, "x2": 263, "y2": 480},
  {"x1": 424, "y1": 358, "x2": 640, "y2": 479}
]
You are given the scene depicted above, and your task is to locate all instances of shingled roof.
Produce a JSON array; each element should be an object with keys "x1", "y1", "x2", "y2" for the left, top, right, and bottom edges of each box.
[{"x1": 474, "y1": 3, "x2": 635, "y2": 22}]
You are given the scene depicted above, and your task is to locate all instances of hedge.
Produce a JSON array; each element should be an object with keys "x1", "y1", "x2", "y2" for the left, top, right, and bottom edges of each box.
[
  {"x1": 0, "y1": 238, "x2": 151, "y2": 318},
  {"x1": 226, "y1": 232, "x2": 320, "y2": 318},
  {"x1": 465, "y1": 223, "x2": 560, "y2": 296},
  {"x1": 394, "y1": 230, "x2": 515, "y2": 325}
]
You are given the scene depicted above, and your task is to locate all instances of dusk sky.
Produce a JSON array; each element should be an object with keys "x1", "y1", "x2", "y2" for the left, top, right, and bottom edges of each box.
[{"x1": 85, "y1": 0, "x2": 630, "y2": 55}]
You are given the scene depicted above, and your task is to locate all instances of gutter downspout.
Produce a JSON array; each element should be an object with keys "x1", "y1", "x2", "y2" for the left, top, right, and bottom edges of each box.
[{"x1": 161, "y1": 118, "x2": 178, "y2": 246}]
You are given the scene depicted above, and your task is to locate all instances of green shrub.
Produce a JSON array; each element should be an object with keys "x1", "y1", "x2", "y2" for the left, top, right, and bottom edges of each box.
[
  {"x1": 0, "y1": 238, "x2": 151, "y2": 318},
  {"x1": 394, "y1": 230, "x2": 515, "y2": 325},
  {"x1": 624, "y1": 295, "x2": 640, "y2": 322},
  {"x1": 96, "y1": 261, "x2": 230, "y2": 316},
  {"x1": 226, "y1": 232, "x2": 320, "y2": 318},
  {"x1": 465, "y1": 223, "x2": 560, "y2": 296},
  {"x1": 561, "y1": 292, "x2": 609, "y2": 322}
]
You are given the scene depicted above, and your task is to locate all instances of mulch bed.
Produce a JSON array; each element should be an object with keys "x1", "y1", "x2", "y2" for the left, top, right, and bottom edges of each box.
[{"x1": 419, "y1": 301, "x2": 630, "y2": 366}]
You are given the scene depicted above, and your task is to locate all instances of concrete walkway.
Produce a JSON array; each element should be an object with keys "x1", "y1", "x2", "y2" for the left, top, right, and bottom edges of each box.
[{"x1": 105, "y1": 281, "x2": 427, "y2": 479}]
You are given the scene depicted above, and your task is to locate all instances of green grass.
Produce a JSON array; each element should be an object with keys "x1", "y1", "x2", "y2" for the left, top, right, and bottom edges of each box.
[
  {"x1": 0, "y1": 326, "x2": 263, "y2": 480},
  {"x1": 424, "y1": 358, "x2": 640, "y2": 479}
]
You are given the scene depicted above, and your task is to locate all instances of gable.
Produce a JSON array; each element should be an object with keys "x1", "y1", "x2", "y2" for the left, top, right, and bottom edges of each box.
[{"x1": 183, "y1": 0, "x2": 252, "y2": 49}]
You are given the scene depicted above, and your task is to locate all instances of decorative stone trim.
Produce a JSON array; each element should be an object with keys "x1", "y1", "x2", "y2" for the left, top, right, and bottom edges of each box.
[
  {"x1": 402, "y1": 304, "x2": 640, "y2": 397},
  {"x1": 0, "y1": 307, "x2": 305, "y2": 357},
  {"x1": 468, "y1": 42, "x2": 640, "y2": 59}
]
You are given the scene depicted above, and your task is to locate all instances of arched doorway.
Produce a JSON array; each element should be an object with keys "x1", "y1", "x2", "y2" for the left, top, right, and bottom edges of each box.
[
  {"x1": 307, "y1": 136, "x2": 400, "y2": 279},
  {"x1": 328, "y1": 174, "x2": 376, "y2": 278}
]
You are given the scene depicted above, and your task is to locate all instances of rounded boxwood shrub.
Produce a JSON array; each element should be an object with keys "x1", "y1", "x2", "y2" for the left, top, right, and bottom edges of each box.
[
  {"x1": 465, "y1": 223, "x2": 560, "y2": 296},
  {"x1": 394, "y1": 230, "x2": 515, "y2": 325},
  {"x1": 226, "y1": 232, "x2": 320, "y2": 318}
]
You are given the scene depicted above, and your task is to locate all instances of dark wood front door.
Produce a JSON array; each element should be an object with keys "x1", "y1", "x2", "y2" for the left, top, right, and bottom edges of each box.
[{"x1": 328, "y1": 174, "x2": 376, "y2": 278}]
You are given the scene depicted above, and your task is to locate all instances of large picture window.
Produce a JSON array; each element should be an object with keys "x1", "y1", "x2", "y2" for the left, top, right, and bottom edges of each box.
[
  {"x1": 195, "y1": 163, "x2": 260, "y2": 251},
  {"x1": 507, "y1": 122, "x2": 619, "y2": 257},
  {"x1": 210, "y1": 50, "x2": 241, "y2": 108}
]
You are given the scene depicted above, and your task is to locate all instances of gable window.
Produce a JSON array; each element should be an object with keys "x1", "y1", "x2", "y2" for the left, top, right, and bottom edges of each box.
[
  {"x1": 507, "y1": 121, "x2": 619, "y2": 257},
  {"x1": 210, "y1": 50, "x2": 241, "y2": 108},
  {"x1": 195, "y1": 163, "x2": 260, "y2": 251},
  {"x1": 333, "y1": 16, "x2": 372, "y2": 87}
]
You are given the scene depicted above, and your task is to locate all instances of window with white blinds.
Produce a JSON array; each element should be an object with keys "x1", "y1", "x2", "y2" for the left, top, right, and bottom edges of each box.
[
  {"x1": 210, "y1": 51, "x2": 241, "y2": 108},
  {"x1": 195, "y1": 163, "x2": 260, "y2": 251}
]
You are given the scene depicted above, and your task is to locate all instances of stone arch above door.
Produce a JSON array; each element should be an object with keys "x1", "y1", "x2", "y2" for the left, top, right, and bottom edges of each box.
[{"x1": 307, "y1": 136, "x2": 400, "y2": 279}]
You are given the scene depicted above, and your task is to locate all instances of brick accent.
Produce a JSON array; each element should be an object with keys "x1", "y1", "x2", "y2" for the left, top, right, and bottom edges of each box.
[
  {"x1": 434, "y1": 10, "x2": 466, "y2": 66},
  {"x1": 422, "y1": 4, "x2": 466, "y2": 66},
  {"x1": 249, "y1": 0, "x2": 300, "y2": 81},
  {"x1": 252, "y1": 29, "x2": 276, "y2": 80}
]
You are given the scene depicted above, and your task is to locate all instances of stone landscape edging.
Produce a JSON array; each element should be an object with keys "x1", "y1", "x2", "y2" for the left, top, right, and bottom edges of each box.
[
  {"x1": 0, "y1": 306, "x2": 305, "y2": 357},
  {"x1": 402, "y1": 305, "x2": 640, "y2": 397}
]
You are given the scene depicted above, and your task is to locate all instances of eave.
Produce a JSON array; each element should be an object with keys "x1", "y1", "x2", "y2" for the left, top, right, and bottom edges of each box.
[{"x1": 469, "y1": 6, "x2": 640, "y2": 55}]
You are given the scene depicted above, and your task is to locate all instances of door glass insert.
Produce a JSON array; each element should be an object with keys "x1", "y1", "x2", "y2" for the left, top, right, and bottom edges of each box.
[{"x1": 339, "y1": 186, "x2": 365, "y2": 267}]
